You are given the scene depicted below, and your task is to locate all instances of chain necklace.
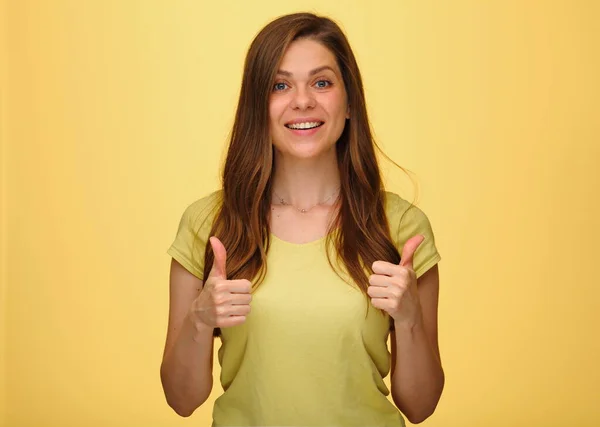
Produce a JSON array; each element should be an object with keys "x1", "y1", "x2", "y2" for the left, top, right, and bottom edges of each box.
[{"x1": 272, "y1": 186, "x2": 341, "y2": 215}]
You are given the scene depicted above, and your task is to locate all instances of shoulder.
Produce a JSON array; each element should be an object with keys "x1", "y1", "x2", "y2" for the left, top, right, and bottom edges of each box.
[
  {"x1": 383, "y1": 190, "x2": 436, "y2": 243},
  {"x1": 184, "y1": 189, "x2": 223, "y2": 218},
  {"x1": 178, "y1": 189, "x2": 223, "y2": 233},
  {"x1": 384, "y1": 190, "x2": 441, "y2": 278},
  {"x1": 383, "y1": 190, "x2": 427, "y2": 222},
  {"x1": 383, "y1": 190, "x2": 408, "y2": 210},
  {"x1": 188, "y1": 188, "x2": 223, "y2": 211}
]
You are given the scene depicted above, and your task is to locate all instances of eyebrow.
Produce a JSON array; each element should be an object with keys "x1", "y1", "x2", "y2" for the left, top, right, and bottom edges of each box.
[{"x1": 276, "y1": 65, "x2": 337, "y2": 77}]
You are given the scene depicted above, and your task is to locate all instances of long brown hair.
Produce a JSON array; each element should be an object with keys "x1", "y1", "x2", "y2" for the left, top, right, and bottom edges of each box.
[{"x1": 200, "y1": 12, "x2": 414, "y2": 337}]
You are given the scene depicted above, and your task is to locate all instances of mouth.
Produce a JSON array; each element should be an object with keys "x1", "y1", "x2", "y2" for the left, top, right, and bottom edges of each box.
[{"x1": 284, "y1": 121, "x2": 325, "y2": 130}]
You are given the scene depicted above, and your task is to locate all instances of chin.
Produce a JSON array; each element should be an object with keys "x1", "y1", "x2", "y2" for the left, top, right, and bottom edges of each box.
[
  {"x1": 273, "y1": 133, "x2": 337, "y2": 157},
  {"x1": 290, "y1": 142, "x2": 336, "y2": 159}
]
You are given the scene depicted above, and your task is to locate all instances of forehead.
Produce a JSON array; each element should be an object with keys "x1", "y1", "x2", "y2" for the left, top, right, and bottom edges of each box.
[{"x1": 278, "y1": 38, "x2": 341, "y2": 76}]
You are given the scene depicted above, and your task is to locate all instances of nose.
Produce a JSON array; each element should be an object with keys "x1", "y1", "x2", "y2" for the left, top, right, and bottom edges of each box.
[{"x1": 290, "y1": 86, "x2": 316, "y2": 110}]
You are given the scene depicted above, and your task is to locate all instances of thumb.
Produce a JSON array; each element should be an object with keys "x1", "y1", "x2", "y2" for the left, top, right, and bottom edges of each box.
[
  {"x1": 208, "y1": 236, "x2": 227, "y2": 279},
  {"x1": 399, "y1": 234, "x2": 425, "y2": 269}
]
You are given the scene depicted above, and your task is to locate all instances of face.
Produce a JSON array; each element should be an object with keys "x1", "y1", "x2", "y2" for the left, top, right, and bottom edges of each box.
[{"x1": 269, "y1": 38, "x2": 350, "y2": 159}]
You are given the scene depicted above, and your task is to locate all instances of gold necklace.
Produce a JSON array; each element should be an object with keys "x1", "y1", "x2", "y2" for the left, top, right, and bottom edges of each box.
[{"x1": 272, "y1": 186, "x2": 341, "y2": 214}]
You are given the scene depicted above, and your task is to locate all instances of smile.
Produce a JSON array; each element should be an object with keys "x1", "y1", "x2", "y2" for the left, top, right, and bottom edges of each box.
[{"x1": 284, "y1": 121, "x2": 324, "y2": 130}]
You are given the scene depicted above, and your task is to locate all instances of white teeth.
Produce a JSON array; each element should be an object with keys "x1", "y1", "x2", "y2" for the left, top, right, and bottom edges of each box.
[{"x1": 287, "y1": 121, "x2": 323, "y2": 130}]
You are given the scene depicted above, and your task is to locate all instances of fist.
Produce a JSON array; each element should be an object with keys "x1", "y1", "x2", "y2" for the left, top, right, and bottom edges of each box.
[
  {"x1": 189, "y1": 236, "x2": 252, "y2": 329},
  {"x1": 368, "y1": 234, "x2": 425, "y2": 325}
]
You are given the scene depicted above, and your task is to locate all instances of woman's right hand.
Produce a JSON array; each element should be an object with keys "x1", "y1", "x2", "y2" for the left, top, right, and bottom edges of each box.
[{"x1": 189, "y1": 236, "x2": 252, "y2": 329}]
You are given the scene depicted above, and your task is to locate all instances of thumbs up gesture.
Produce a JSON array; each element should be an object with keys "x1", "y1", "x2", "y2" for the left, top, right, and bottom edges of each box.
[
  {"x1": 189, "y1": 236, "x2": 252, "y2": 329},
  {"x1": 367, "y1": 235, "x2": 425, "y2": 326}
]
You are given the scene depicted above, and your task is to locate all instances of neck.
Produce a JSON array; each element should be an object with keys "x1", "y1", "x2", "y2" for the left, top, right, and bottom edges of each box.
[{"x1": 271, "y1": 150, "x2": 341, "y2": 209}]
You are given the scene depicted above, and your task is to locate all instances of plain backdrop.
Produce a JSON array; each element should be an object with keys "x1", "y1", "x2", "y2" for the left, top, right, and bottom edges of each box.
[{"x1": 1, "y1": 0, "x2": 599, "y2": 426}]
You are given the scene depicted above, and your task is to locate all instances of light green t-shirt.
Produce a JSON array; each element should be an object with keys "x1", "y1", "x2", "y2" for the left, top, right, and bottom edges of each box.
[{"x1": 167, "y1": 190, "x2": 442, "y2": 427}]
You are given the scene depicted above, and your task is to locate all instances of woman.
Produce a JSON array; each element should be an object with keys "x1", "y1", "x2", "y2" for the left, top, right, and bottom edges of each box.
[{"x1": 161, "y1": 12, "x2": 444, "y2": 426}]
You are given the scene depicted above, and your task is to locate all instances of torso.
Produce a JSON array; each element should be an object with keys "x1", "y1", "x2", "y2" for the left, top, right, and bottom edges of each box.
[{"x1": 269, "y1": 200, "x2": 340, "y2": 244}]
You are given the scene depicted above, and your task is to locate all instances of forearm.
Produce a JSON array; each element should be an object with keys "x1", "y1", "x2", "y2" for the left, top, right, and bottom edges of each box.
[
  {"x1": 160, "y1": 314, "x2": 215, "y2": 417},
  {"x1": 391, "y1": 318, "x2": 445, "y2": 424}
]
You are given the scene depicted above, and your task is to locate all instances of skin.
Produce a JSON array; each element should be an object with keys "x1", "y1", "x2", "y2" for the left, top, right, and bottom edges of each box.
[{"x1": 268, "y1": 37, "x2": 349, "y2": 208}]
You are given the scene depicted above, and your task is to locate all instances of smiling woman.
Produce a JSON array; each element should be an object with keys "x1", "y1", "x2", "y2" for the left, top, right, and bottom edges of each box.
[
  {"x1": 161, "y1": 12, "x2": 443, "y2": 426},
  {"x1": 270, "y1": 39, "x2": 350, "y2": 159}
]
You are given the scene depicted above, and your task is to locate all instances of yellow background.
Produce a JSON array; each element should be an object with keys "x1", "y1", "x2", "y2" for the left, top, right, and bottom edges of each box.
[{"x1": 1, "y1": 0, "x2": 599, "y2": 426}]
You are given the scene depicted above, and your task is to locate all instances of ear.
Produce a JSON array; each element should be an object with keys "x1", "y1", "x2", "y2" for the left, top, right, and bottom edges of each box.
[{"x1": 346, "y1": 104, "x2": 350, "y2": 119}]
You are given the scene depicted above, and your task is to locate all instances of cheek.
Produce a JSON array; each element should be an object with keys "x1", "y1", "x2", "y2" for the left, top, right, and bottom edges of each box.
[
  {"x1": 268, "y1": 99, "x2": 287, "y2": 144},
  {"x1": 269, "y1": 97, "x2": 287, "y2": 124},
  {"x1": 323, "y1": 93, "x2": 348, "y2": 118}
]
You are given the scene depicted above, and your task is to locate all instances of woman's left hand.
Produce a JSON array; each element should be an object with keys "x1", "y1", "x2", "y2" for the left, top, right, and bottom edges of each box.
[{"x1": 368, "y1": 235, "x2": 425, "y2": 326}]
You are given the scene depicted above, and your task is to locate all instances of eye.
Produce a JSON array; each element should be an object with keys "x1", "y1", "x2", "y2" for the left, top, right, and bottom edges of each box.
[
  {"x1": 315, "y1": 80, "x2": 332, "y2": 88},
  {"x1": 273, "y1": 82, "x2": 288, "y2": 92}
]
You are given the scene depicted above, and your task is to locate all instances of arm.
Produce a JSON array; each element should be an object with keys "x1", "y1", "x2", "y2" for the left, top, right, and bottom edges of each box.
[
  {"x1": 160, "y1": 258, "x2": 215, "y2": 417},
  {"x1": 390, "y1": 263, "x2": 445, "y2": 424}
]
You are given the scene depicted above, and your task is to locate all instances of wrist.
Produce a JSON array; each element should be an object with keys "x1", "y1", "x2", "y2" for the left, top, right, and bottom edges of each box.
[
  {"x1": 185, "y1": 312, "x2": 214, "y2": 339},
  {"x1": 394, "y1": 312, "x2": 424, "y2": 332}
]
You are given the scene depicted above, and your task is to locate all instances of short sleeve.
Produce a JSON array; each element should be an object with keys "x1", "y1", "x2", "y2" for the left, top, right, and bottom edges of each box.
[
  {"x1": 167, "y1": 190, "x2": 222, "y2": 280},
  {"x1": 386, "y1": 192, "x2": 441, "y2": 279}
]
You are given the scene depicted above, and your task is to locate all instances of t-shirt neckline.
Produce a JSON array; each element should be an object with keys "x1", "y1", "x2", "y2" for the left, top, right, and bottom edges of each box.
[{"x1": 269, "y1": 232, "x2": 327, "y2": 247}]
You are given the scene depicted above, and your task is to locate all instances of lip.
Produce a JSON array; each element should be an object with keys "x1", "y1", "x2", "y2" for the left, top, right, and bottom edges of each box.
[
  {"x1": 284, "y1": 117, "x2": 325, "y2": 126},
  {"x1": 285, "y1": 122, "x2": 324, "y2": 137}
]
